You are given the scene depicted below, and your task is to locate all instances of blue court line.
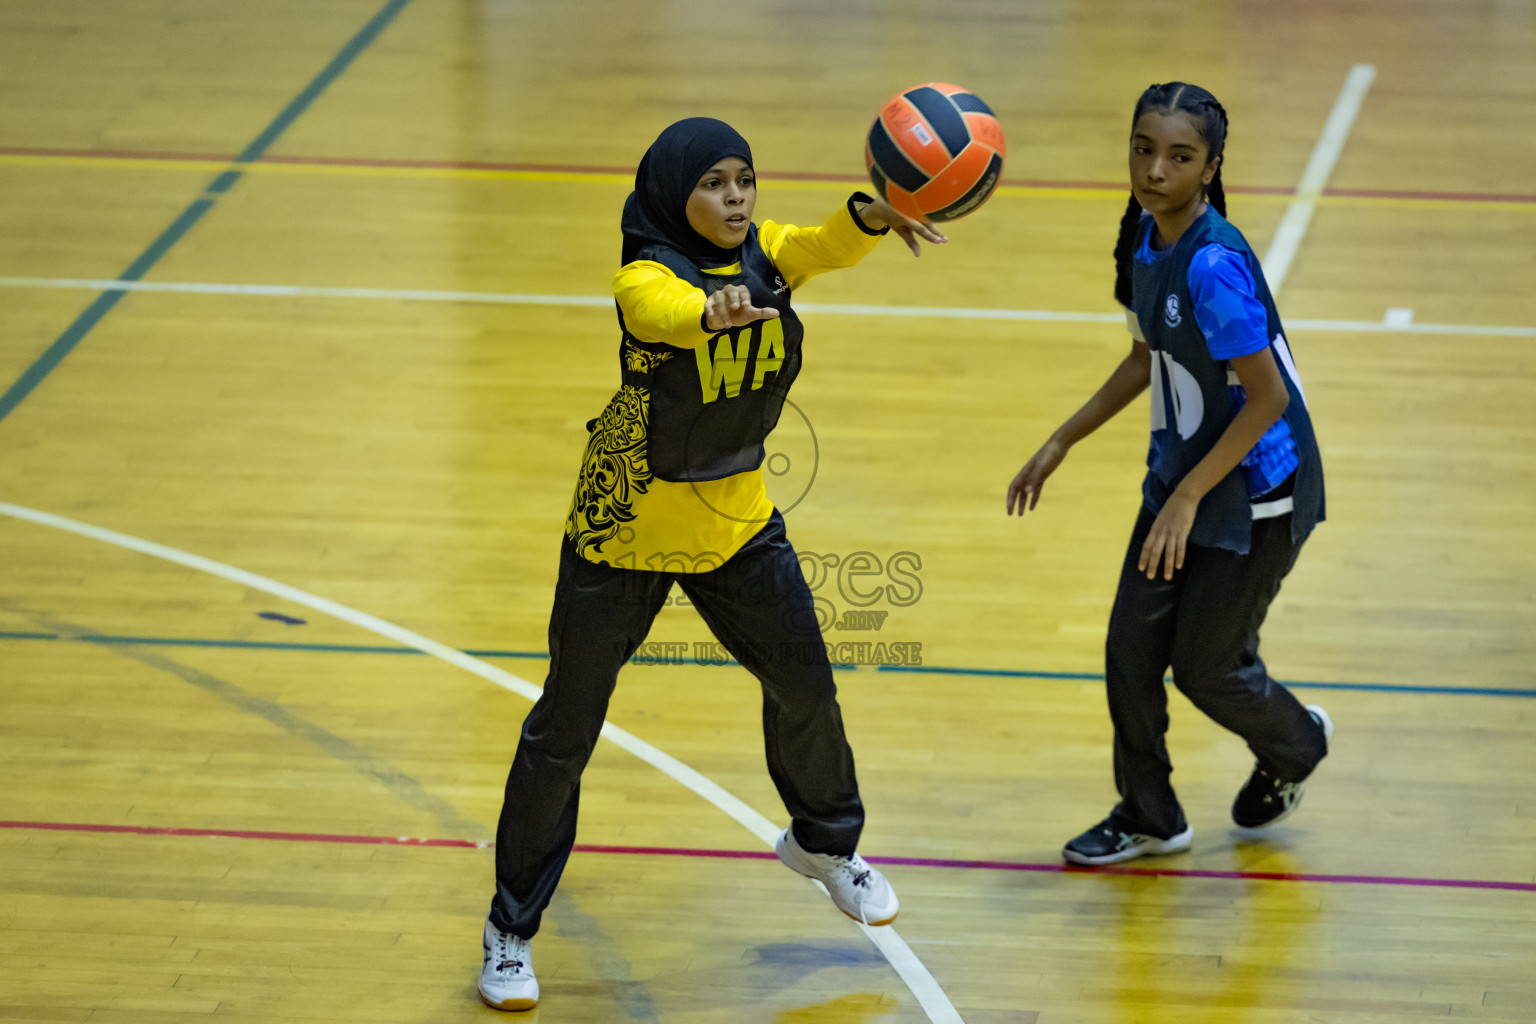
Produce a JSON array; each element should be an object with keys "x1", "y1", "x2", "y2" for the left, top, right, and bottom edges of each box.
[
  {"x1": 0, "y1": 0, "x2": 413, "y2": 426},
  {"x1": 2, "y1": 630, "x2": 1530, "y2": 698},
  {"x1": 878, "y1": 665, "x2": 1103, "y2": 681},
  {"x1": 875, "y1": 664, "x2": 1536, "y2": 698}
]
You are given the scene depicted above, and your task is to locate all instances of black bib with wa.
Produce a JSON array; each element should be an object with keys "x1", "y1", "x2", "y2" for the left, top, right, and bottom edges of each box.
[{"x1": 619, "y1": 225, "x2": 804, "y2": 483}]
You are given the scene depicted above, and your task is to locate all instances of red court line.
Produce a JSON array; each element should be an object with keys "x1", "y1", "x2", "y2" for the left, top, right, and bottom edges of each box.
[
  {"x1": 3, "y1": 146, "x2": 1533, "y2": 204},
  {"x1": 4, "y1": 819, "x2": 1532, "y2": 893},
  {"x1": 263, "y1": 154, "x2": 640, "y2": 176}
]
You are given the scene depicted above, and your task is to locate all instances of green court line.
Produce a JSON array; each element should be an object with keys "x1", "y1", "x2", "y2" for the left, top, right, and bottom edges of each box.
[{"x1": 3, "y1": 629, "x2": 1529, "y2": 698}]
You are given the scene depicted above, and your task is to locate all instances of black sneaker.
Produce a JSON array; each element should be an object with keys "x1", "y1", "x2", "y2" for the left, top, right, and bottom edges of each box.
[
  {"x1": 1232, "y1": 705, "x2": 1334, "y2": 828},
  {"x1": 1062, "y1": 816, "x2": 1194, "y2": 866}
]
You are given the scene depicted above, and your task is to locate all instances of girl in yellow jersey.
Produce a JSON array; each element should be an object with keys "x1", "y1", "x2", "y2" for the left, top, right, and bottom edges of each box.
[{"x1": 478, "y1": 117, "x2": 945, "y2": 1011}]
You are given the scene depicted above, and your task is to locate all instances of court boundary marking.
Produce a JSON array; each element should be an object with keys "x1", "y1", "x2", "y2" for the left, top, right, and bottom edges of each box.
[
  {"x1": 0, "y1": 277, "x2": 1531, "y2": 337},
  {"x1": 0, "y1": 500, "x2": 965, "y2": 1024},
  {"x1": 3, "y1": 820, "x2": 1531, "y2": 894},
  {"x1": 3, "y1": 145, "x2": 1534, "y2": 209},
  {"x1": 2, "y1": 629, "x2": 1530, "y2": 699},
  {"x1": 1263, "y1": 64, "x2": 1375, "y2": 294}
]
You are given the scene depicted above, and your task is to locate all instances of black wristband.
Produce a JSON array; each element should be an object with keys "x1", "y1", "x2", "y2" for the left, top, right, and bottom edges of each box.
[{"x1": 847, "y1": 191, "x2": 890, "y2": 236}]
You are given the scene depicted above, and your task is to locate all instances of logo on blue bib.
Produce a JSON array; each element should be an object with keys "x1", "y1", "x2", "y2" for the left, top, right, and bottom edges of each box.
[{"x1": 1164, "y1": 294, "x2": 1182, "y2": 328}]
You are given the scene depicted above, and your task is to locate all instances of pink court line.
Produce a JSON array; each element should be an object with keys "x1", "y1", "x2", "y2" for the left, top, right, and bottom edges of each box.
[
  {"x1": 4, "y1": 819, "x2": 1532, "y2": 893},
  {"x1": 3, "y1": 146, "x2": 1533, "y2": 205}
]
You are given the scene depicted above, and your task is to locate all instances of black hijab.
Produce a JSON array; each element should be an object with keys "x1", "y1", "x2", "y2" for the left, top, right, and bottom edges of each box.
[{"x1": 620, "y1": 117, "x2": 754, "y2": 267}]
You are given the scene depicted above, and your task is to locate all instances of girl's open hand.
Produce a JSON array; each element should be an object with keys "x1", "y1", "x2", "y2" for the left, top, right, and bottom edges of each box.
[
  {"x1": 858, "y1": 196, "x2": 949, "y2": 256},
  {"x1": 1006, "y1": 437, "x2": 1068, "y2": 516},
  {"x1": 1138, "y1": 490, "x2": 1199, "y2": 580},
  {"x1": 704, "y1": 284, "x2": 780, "y2": 331}
]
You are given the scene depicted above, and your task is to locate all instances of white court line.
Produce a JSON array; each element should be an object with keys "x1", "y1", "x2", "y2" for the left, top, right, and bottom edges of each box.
[
  {"x1": 0, "y1": 276, "x2": 1531, "y2": 337},
  {"x1": 0, "y1": 276, "x2": 614, "y2": 309},
  {"x1": 1262, "y1": 64, "x2": 1376, "y2": 295},
  {"x1": 0, "y1": 500, "x2": 965, "y2": 1024}
]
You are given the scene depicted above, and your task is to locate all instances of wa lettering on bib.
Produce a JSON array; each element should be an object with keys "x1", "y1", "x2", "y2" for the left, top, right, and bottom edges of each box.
[{"x1": 623, "y1": 227, "x2": 805, "y2": 483}]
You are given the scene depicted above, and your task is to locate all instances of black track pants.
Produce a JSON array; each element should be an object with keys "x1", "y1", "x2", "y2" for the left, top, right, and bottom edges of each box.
[
  {"x1": 1104, "y1": 506, "x2": 1328, "y2": 838},
  {"x1": 489, "y1": 511, "x2": 863, "y2": 937}
]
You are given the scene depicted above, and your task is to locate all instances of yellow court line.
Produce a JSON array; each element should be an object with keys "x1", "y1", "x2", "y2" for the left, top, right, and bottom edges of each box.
[{"x1": 2, "y1": 153, "x2": 1533, "y2": 212}]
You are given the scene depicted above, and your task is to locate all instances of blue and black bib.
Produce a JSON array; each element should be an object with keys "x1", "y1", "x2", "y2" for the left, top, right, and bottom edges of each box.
[{"x1": 1129, "y1": 208, "x2": 1325, "y2": 553}]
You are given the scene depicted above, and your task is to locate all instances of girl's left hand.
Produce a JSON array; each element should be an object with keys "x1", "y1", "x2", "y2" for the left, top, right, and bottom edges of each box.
[
  {"x1": 1138, "y1": 490, "x2": 1199, "y2": 580},
  {"x1": 858, "y1": 196, "x2": 949, "y2": 256}
]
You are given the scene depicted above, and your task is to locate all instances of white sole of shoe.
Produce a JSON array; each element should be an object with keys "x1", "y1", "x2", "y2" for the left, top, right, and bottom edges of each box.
[
  {"x1": 837, "y1": 902, "x2": 897, "y2": 927},
  {"x1": 1062, "y1": 825, "x2": 1194, "y2": 867},
  {"x1": 832, "y1": 904, "x2": 898, "y2": 926},
  {"x1": 478, "y1": 991, "x2": 537, "y2": 1012}
]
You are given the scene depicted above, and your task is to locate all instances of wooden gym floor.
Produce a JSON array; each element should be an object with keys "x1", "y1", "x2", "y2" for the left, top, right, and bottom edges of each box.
[{"x1": 1, "y1": 1, "x2": 1533, "y2": 1021}]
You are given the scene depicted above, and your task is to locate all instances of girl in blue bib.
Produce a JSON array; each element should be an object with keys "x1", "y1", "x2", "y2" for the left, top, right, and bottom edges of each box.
[{"x1": 1006, "y1": 83, "x2": 1333, "y2": 866}]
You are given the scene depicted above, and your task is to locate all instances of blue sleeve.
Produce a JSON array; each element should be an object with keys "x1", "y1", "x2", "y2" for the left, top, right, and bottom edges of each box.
[{"x1": 1188, "y1": 243, "x2": 1270, "y2": 360}]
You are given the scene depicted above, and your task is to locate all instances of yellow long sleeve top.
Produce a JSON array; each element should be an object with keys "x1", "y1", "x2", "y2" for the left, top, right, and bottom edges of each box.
[{"x1": 565, "y1": 198, "x2": 885, "y2": 570}]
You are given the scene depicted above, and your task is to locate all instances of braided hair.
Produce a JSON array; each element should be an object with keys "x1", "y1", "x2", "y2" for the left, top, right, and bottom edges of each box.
[{"x1": 1112, "y1": 83, "x2": 1229, "y2": 307}]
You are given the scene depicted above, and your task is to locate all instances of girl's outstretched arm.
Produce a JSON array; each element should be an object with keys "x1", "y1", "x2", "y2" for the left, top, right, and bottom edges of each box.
[
  {"x1": 1007, "y1": 338, "x2": 1152, "y2": 515},
  {"x1": 759, "y1": 194, "x2": 946, "y2": 292}
]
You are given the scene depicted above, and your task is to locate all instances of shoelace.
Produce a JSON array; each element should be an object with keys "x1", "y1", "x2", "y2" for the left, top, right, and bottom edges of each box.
[
  {"x1": 813, "y1": 851, "x2": 877, "y2": 924},
  {"x1": 845, "y1": 854, "x2": 873, "y2": 885},
  {"x1": 792, "y1": 838, "x2": 889, "y2": 926},
  {"x1": 491, "y1": 933, "x2": 526, "y2": 973},
  {"x1": 841, "y1": 855, "x2": 876, "y2": 925}
]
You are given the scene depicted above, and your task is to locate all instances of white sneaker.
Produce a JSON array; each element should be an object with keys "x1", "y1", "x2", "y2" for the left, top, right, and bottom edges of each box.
[
  {"x1": 775, "y1": 827, "x2": 899, "y2": 926},
  {"x1": 478, "y1": 918, "x2": 538, "y2": 1011}
]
